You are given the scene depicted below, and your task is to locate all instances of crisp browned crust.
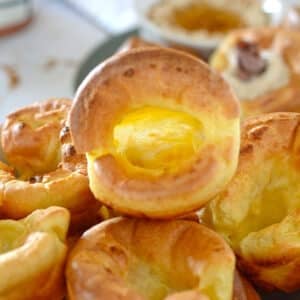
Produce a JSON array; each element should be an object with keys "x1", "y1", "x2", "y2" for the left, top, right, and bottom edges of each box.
[
  {"x1": 70, "y1": 48, "x2": 240, "y2": 218},
  {"x1": 240, "y1": 112, "x2": 300, "y2": 162},
  {"x1": 66, "y1": 217, "x2": 236, "y2": 300},
  {"x1": 211, "y1": 28, "x2": 300, "y2": 116},
  {"x1": 0, "y1": 207, "x2": 69, "y2": 300},
  {"x1": 201, "y1": 112, "x2": 300, "y2": 292}
]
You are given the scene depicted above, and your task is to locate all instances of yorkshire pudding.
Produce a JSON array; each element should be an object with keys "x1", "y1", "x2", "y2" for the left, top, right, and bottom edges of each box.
[
  {"x1": 210, "y1": 28, "x2": 300, "y2": 116},
  {"x1": 2, "y1": 98, "x2": 70, "y2": 178},
  {"x1": 0, "y1": 206, "x2": 69, "y2": 300},
  {"x1": 201, "y1": 112, "x2": 300, "y2": 292},
  {"x1": 66, "y1": 217, "x2": 259, "y2": 300},
  {"x1": 0, "y1": 99, "x2": 99, "y2": 230},
  {"x1": 70, "y1": 48, "x2": 240, "y2": 218}
]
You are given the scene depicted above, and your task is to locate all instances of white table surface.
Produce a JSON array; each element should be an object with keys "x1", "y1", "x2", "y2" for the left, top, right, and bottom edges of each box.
[{"x1": 0, "y1": 0, "x2": 107, "y2": 121}]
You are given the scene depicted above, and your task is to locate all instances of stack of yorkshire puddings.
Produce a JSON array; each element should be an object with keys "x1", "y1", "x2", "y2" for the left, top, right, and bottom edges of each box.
[{"x1": 1, "y1": 37, "x2": 300, "y2": 300}]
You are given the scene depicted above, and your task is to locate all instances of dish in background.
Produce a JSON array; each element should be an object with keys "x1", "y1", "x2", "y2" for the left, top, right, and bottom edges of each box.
[
  {"x1": 0, "y1": 0, "x2": 33, "y2": 36},
  {"x1": 135, "y1": 0, "x2": 280, "y2": 54},
  {"x1": 74, "y1": 1, "x2": 288, "y2": 90}
]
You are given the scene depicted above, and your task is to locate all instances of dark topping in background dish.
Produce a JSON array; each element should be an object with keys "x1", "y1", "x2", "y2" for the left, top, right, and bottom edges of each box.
[{"x1": 236, "y1": 40, "x2": 267, "y2": 81}]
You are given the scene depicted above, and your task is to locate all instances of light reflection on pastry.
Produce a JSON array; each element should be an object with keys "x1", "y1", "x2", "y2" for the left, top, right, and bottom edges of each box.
[
  {"x1": 200, "y1": 112, "x2": 300, "y2": 292},
  {"x1": 210, "y1": 28, "x2": 300, "y2": 116},
  {"x1": 281, "y1": 5, "x2": 300, "y2": 30},
  {"x1": 69, "y1": 48, "x2": 240, "y2": 218},
  {"x1": 66, "y1": 217, "x2": 237, "y2": 300},
  {"x1": 0, "y1": 99, "x2": 100, "y2": 230},
  {"x1": 0, "y1": 206, "x2": 69, "y2": 300}
]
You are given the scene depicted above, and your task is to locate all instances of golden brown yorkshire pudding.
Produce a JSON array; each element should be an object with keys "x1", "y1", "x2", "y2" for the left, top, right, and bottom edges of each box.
[
  {"x1": 0, "y1": 206, "x2": 69, "y2": 300},
  {"x1": 66, "y1": 217, "x2": 241, "y2": 300},
  {"x1": 0, "y1": 99, "x2": 99, "y2": 230},
  {"x1": 69, "y1": 48, "x2": 240, "y2": 218},
  {"x1": 210, "y1": 28, "x2": 300, "y2": 116},
  {"x1": 200, "y1": 112, "x2": 300, "y2": 292},
  {"x1": 2, "y1": 98, "x2": 70, "y2": 178}
]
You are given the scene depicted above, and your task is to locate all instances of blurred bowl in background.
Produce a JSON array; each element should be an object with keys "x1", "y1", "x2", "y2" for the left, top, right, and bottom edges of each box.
[
  {"x1": 135, "y1": 0, "x2": 283, "y2": 57},
  {"x1": 0, "y1": 0, "x2": 33, "y2": 36}
]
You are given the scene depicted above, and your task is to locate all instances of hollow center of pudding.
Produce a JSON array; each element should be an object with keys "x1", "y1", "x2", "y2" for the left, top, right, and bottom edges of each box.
[
  {"x1": 172, "y1": 3, "x2": 245, "y2": 33},
  {"x1": 113, "y1": 106, "x2": 202, "y2": 172},
  {"x1": 127, "y1": 259, "x2": 177, "y2": 300},
  {"x1": 224, "y1": 155, "x2": 300, "y2": 246}
]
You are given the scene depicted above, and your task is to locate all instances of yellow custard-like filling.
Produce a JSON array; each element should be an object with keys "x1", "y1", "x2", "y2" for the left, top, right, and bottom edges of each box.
[
  {"x1": 112, "y1": 106, "x2": 203, "y2": 174},
  {"x1": 173, "y1": 3, "x2": 245, "y2": 33}
]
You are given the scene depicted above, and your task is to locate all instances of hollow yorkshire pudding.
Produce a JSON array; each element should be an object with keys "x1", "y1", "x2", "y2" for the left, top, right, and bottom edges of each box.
[
  {"x1": 70, "y1": 48, "x2": 240, "y2": 218},
  {"x1": 2, "y1": 98, "x2": 71, "y2": 178},
  {"x1": 0, "y1": 99, "x2": 99, "y2": 229},
  {"x1": 210, "y1": 28, "x2": 300, "y2": 116},
  {"x1": 200, "y1": 112, "x2": 300, "y2": 292},
  {"x1": 0, "y1": 206, "x2": 69, "y2": 300},
  {"x1": 66, "y1": 217, "x2": 240, "y2": 300}
]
